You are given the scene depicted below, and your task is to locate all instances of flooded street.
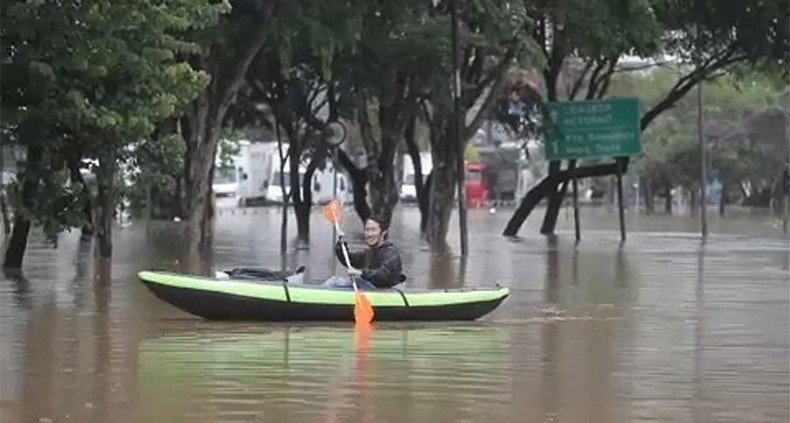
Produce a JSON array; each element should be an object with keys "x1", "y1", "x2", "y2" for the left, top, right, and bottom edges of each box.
[{"x1": 1, "y1": 205, "x2": 788, "y2": 422}]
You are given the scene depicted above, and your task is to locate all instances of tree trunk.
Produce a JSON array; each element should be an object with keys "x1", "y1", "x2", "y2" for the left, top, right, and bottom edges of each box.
[
  {"x1": 66, "y1": 152, "x2": 93, "y2": 240},
  {"x1": 276, "y1": 120, "x2": 289, "y2": 258},
  {"x1": 1, "y1": 192, "x2": 10, "y2": 235},
  {"x1": 174, "y1": 174, "x2": 183, "y2": 219},
  {"x1": 504, "y1": 159, "x2": 630, "y2": 236},
  {"x1": 541, "y1": 177, "x2": 571, "y2": 235},
  {"x1": 286, "y1": 139, "x2": 316, "y2": 245},
  {"x1": 427, "y1": 158, "x2": 455, "y2": 250},
  {"x1": 642, "y1": 176, "x2": 654, "y2": 214},
  {"x1": 200, "y1": 175, "x2": 216, "y2": 251},
  {"x1": 664, "y1": 183, "x2": 673, "y2": 214},
  {"x1": 689, "y1": 187, "x2": 698, "y2": 216},
  {"x1": 294, "y1": 200, "x2": 310, "y2": 244},
  {"x1": 0, "y1": 144, "x2": 7, "y2": 235},
  {"x1": 3, "y1": 145, "x2": 42, "y2": 269},
  {"x1": 719, "y1": 184, "x2": 727, "y2": 217},
  {"x1": 540, "y1": 160, "x2": 572, "y2": 235},
  {"x1": 503, "y1": 174, "x2": 555, "y2": 236},
  {"x1": 182, "y1": 97, "x2": 218, "y2": 253},
  {"x1": 293, "y1": 153, "x2": 318, "y2": 244},
  {"x1": 94, "y1": 148, "x2": 116, "y2": 259},
  {"x1": 404, "y1": 116, "x2": 430, "y2": 234},
  {"x1": 4, "y1": 216, "x2": 31, "y2": 269},
  {"x1": 180, "y1": 5, "x2": 272, "y2": 251},
  {"x1": 337, "y1": 149, "x2": 371, "y2": 223},
  {"x1": 367, "y1": 130, "x2": 400, "y2": 218},
  {"x1": 419, "y1": 171, "x2": 432, "y2": 234},
  {"x1": 427, "y1": 121, "x2": 457, "y2": 250}
]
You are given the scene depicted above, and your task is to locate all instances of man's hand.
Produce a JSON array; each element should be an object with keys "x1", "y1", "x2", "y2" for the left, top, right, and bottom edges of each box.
[{"x1": 347, "y1": 267, "x2": 362, "y2": 277}]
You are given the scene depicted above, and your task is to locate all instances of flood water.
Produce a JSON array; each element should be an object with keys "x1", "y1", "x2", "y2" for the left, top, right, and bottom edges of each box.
[{"x1": 1, "y1": 205, "x2": 788, "y2": 422}]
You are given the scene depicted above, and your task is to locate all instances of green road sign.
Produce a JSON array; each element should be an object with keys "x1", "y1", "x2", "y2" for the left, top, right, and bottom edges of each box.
[{"x1": 545, "y1": 98, "x2": 642, "y2": 160}]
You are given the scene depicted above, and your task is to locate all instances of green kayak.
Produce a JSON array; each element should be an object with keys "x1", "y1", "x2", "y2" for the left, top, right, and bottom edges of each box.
[{"x1": 138, "y1": 270, "x2": 509, "y2": 322}]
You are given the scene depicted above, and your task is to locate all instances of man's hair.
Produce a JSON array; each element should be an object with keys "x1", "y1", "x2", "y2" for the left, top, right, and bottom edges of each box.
[{"x1": 367, "y1": 213, "x2": 391, "y2": 233}]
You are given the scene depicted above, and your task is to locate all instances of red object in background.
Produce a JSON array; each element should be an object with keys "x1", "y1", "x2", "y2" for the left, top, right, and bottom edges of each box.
[{"x1": 465, "y1": 162, "x2": 489, "y2": 208}]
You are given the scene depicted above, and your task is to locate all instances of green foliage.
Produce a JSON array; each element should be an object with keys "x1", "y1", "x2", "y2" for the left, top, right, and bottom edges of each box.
[
  {"x1": 1, "y1": 0, "x2": 224, "y2": 237},
  {"x1": 614, "y1": 68, "x2": 786, "y2": 198},
  {"x1": 652, "y1": 0, "x2": 789, "y2": 72},
  {"x1": 125, "y1": 133, "x2": 186, "y2": 219},
  {"x1": 464, "y1": 144, "x2": 481, "y2": 163}
]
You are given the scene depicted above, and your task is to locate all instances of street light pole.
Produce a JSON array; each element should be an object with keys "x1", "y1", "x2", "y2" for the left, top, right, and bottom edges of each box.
[
  {"x1": 696, "y1": 29, "x2": 708, "y2": 240},
  {"x1": 451, "y1": 0, "x2": 468, "y2": 256}
]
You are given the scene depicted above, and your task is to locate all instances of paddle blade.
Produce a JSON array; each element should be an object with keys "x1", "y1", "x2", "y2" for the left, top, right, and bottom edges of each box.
[
  {"x1": 354, "y1": 291, "x2": 374, "y2": 326},
  {"x1": 323, "y1": 199, "x2": 343, "y2": 224}
]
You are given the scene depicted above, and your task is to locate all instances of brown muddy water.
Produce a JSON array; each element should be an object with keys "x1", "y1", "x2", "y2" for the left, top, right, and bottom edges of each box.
[{"x1": 1, "y1": 205, "x2": 788, "y2": 422}]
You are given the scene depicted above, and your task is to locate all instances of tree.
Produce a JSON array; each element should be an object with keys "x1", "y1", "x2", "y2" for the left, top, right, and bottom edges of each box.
[
  {"x1": 178, "y1": 0, "x2": 273, "y2": 253},
  {"x1": 419, "y1": 0, "x2": 536, "y2": 250},
  {"x1": 327, "y1": 0, "x2": 536, "y2": 249},
  {"x1": 232, "y1": 0, "x2": 366, "y2": 244},
  {"x1": 1, "y1": 0, "x2": 221, "y2": 266},
  {"x1": 621, "y1": 69, "x2": 786, "y2": 214},
  {"x1": 502, "y1": 0, "x2": 788, "y2": 236}
]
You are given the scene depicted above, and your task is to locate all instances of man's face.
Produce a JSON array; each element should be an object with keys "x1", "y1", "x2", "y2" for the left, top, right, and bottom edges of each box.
[{"x1": 365, "y1": 219, "x2": 385, "y2": 247}]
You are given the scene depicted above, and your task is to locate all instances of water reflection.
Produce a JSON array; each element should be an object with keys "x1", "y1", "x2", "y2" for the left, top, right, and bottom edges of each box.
[
  {"x1": 135, "y1": 326, "x2": 511, "y2": 422},
  {"x1": 545, "y1": 237, "x2": 560, "y2": 304},
  {"x1": 1, "y1": 207, "x2": 788, "y2": 423},
  {"x1": 693, "y1": 246, "x2": 705, "y2": 423},
  {"x1": 2, "y1": 269, "x2": 31, "y2": 310}
]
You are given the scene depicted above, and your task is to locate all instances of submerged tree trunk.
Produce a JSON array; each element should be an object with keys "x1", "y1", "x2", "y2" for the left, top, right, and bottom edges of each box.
[
  {"x1": 504, "y1": 160, "x2": 630, "y2": 236},
  {"x1": 4, "y1": 216, "x2": 31, "y2": 270},
  {"x1": 404, "y1": 116, "x2": 430, "y2": 235},
  {"x1": 293, "y1": 151, "x2": 319, "y2": 244},
  {"x1": 367, "y1": 129, "x2": 401, "y2": 218},
  {"x1": 294, "y1": 200, "x2": 310, "y2": 244},
  {"x1": 0, "y1": 145, "x2": 7, "y2": 235},
  {"x1": 689, "y1": 187, "x2": 698, "y2": 216},
  {"x1": 642, "y1": 177, "x2": 654, "y2": 214},
  {"x1": 540, "y1": 161, "x2": 571, "y2": 235},
  {"x1": 719, "y1": 184, "x2": 727, "y2": 216},
  {"x1": 94, "y1": 148, "x2": 117, "y2": 259},
  {"x1": 337, "y1": 149, "x2": 371, "y2": 223},
  {"x1": 66, "y1": 151, "x2": 93, "y2": 240},
  {"x1": 3, "y1": 145, "x2": 42, "y2": 269},
  {"x1": 275, "y1": 120, "x2": 289, "y2": 258},
  {"x1": 420, "y1": 171, "x2": 433, "y2": 234},
  {"x1": 181, "y1": 5, "x2": 272, "y2": 253},
  {"x1": 1, "y1": 192, "x2": 10, "y2": 236},
  {"x1": 664, "y1": 183, "x2": 673, "y2": 214},
  {"x1": 182, "y1": 98, "x2": 219, "y2": 253},
  {"x1": 427, "y1": 121, "x2": 456, "y2": 250}
]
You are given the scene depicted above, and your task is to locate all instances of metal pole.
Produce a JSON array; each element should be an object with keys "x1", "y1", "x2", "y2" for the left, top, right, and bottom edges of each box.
[
  {"x1": 784, "y1": 167, "x2": 789, "y2": 236},
  {"x1": 783, "y1": 92, "x2": 789, "y2": 236},
  {"x1": 616, "y1": 158, "x2": 626, "y2": 242},
  {"x1": 332, "y1": 148, "x2": 338, "y2": 243},
  {"x1": 697, "y1": 31, "x2": 708, "y2": 240},
  {"x1": 451, "y1": 0, "x2": 468, "y2": 256},
  {"x1": 571, "y1": 161, "x2": 580, "y2": 243}
]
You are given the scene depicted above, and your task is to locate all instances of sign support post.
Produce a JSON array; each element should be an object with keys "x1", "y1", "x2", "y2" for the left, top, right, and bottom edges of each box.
[
  {"x1": 570, "y1": 161, "x2": 581, "y2": 243},
  {"x1": 616, "y1": 157, "x2": 626, "y2": 242},
  {"x1": 544, "y1": 98, "x2": 641, "y2": 243}
]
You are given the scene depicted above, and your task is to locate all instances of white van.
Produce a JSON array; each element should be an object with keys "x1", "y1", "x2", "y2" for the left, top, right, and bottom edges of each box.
[
  {"x1": 266, "y1": 149, "x2": 353, "y2": 205},
  {"x1": 236, "y1": 141, "x2": 280, "y2": 206},
  {"x1": 400, "y1": 152, "x2": 432, "y2": 202}
]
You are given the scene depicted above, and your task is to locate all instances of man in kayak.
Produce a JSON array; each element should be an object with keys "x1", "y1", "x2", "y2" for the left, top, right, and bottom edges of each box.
[{"x1": 325, "y1": 213, "x2": 404, "y2": 289}]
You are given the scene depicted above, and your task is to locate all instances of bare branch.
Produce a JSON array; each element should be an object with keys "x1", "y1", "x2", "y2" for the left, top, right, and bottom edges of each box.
[
  {"x1": 594, "y1": 58, "x2": 618, "y2": 99},
  {"x1": 585, "y1": 59, "x2": 608, "y2": 100},
  {"x1": 568, "y1": 59, "x2": 594, "y2": 100},
  {"x1": 641, "y1": 51, "x2": 747, "y2": 130}
]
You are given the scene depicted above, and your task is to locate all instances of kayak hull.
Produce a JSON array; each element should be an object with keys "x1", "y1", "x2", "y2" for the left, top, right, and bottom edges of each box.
[{"x1": 139, "y1": 271, "x2": 508, "y2": 322}]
